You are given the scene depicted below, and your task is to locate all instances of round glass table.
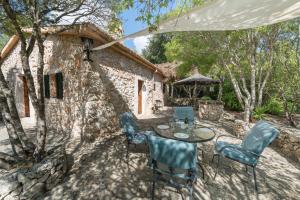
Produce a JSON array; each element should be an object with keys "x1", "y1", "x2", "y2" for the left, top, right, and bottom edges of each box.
[{"x1": 153, "y1": 123, "x2": 216, "y2": 143}]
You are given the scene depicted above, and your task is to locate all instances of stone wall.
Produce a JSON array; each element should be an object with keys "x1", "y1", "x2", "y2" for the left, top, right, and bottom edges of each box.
[
  {"x1": 92, "y1": 40, "x2": 161, "y2": 115},
  {"x1": 0, "y1": 146, "x2": 67, "y2": 200},
  {"x1": 1, "y1": 34, "x2": 164, "y2": 140},
  {"x1": 198, "y1": 100, "x2": 224, "y2": 121},
  {"x1": 271, "y1": 127, "x2": 300, "y2": 163},
  {"x1": 168, "y1": 98, "x2": 195, "y2": 107}
]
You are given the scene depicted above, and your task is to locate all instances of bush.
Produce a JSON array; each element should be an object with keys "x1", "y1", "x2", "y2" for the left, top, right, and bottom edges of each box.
[
  {"x1": 253, "y1": 106, "x2": 268, "y2": 120},
  {"x1": 221, "y1": 80, "x2": 243, "y2": 111},
  {"x1": 265, "y1": 97, "x2": 284, "y2": 115},
  {"x1": 222, "y1": 91, "x2": 243, "y2": 111},
  {"x1": 201, "y1": 96, "x2": 212, "y2": 100}
]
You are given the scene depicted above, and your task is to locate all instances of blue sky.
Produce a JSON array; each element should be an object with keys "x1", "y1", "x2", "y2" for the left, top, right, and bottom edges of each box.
[
  {"x1": 119, "y1": 8, "x2": 147, "y2": 52},
  {"x1": 120, "y1": 2, "x2": 178, "y2": 54}
]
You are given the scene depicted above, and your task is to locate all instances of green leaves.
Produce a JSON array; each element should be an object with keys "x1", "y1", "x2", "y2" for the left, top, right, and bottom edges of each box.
[{"x1": 142, "y1": 33, "x2": 172, "y2": 64}]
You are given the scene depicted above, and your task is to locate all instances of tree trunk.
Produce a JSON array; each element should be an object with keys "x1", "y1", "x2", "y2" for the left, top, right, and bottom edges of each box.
[
  {"x1": 0, "y1": 97, "x2": 26, "y2": 157},
  {"x1": 217, "y1": 81, "x2": 223, "y2": 101},
  {"x1": 0, "y1": 66, "x2": 35, "y2": 155},
  {"x1": 244, "y1": 99, "x2": 251, "y2": 123},
  {"x1": 33, "y1": 32, "x2": 47, "y2": 160},
  {"x1": 224, "y1": 64, "x2": 245, "y2": 110}
]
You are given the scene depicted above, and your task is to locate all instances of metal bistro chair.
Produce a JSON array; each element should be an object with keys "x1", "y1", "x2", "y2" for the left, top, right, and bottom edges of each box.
[
  {"x1": 212, "y1": 120, "x2": 279, "y2": 191},
  {"x1": 174, "y1": 106, "x2": 195, "y2": 123},
  {"x1": 174, "y1": 106, "x2": 205, "y2": 160},
  {"x1": 147, "y1": 135, "x2": 198, "y2": 200},
  {"x1": 119, "y1": 112, "x2": 155, "y2": 160}
]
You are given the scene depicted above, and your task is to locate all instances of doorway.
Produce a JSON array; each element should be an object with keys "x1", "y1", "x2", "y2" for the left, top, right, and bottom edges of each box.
[
  {"x1": 21, "y1": 76, "x2": 30, "y2": 117},
  {"x1": 138, "y1": 80, "x2": 143, "y2": 114}
]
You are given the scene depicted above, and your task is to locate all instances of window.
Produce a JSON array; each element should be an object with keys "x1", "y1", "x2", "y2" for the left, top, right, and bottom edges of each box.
[{"x1": 44, "y1": 72, "x2": 63, "y2": 99}]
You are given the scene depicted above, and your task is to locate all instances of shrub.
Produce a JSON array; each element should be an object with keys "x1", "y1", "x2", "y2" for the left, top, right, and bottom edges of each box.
[
  {"x1": 222, "y1": 91, "x2": 243, "y2": 111},
  {"x1": 253, "y1": 106, "x2": 268, "y2": 120},
  {"x1": 201, "y1": 96, "x2": 212, "y2": 100},
  {"x1": 265, "y1": 97, "x2": 284, "y2": 115}
]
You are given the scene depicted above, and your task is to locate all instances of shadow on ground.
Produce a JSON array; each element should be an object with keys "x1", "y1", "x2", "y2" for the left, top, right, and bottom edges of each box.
[{"x1": 43, "y1": 119, "x2": 300, "y2": 200}]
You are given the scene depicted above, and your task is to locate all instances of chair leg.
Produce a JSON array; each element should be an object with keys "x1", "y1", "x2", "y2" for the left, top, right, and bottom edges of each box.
[
  {"x1": 201, "y1": 149, "x2": 205, "y2": 160},
  {"x1": 213, "y1": 154, "x2": 220, "y2": 180},
  {"x1": 189, "y1": 185, "x2": 193, "y2": 200},
  {"x1": 126, "y1": 141, "x2": 130, "y2": 165},
  {"x1": 211, "y1": 154, "x2": 217, "y2": 163},
  {"x1": 198, "y1": 163, "x2": 205, "y2": 179},
  {"x1": 151, "y1": 179, "x2": 155, "y2": 200},
  {"x1": 252, "y1": 166, "x2": 258, "y2": 192}
]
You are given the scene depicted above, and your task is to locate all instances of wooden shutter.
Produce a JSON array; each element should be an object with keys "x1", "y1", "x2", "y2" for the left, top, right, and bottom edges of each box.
[
  {"x1": 44, "y1": 74, "x2": 50, "y2": 98},
  {"x1": 55, "y1": 72, "x2": 63, "y2": 99}
]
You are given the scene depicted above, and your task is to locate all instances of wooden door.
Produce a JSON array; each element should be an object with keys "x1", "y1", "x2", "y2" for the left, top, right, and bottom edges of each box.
[
  {"x1": 138, "y1": 80, "x2": 143, "y2": 114},
  {"x1": 22, "y1": 76, "x2": 30, "y2": 117}
]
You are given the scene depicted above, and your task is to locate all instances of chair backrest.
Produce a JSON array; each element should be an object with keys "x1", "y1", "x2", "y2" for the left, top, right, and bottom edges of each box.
[
  {"x1": 147, "y1": 135, "x2": 197, "y2": 170},
  {"x1": 241, "y1": 121, "x2": 279, "y2": 155},
  {"x1": 119, "y1": 112, "x2": 138, "y2": 136},
  {"x1": 174, "y1": 107, "x2": 194, "y2": 122}
]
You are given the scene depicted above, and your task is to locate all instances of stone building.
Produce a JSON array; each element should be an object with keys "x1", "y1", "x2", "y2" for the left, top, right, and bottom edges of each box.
[{"x1": 0, "y1": 23, "x2": 165, "y2": 140}]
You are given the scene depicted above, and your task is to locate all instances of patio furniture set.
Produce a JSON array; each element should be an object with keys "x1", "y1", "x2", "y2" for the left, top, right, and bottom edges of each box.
[{"x1": 120, "y1": 107, "x2": 279, "y2": 200}]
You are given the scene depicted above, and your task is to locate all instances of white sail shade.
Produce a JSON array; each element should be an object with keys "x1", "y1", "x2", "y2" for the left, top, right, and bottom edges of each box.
[{"x1": 93, "y1": 0, "x2": 300, "y2": 51}]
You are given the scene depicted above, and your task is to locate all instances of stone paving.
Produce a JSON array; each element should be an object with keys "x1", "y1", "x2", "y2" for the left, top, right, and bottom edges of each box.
[
  {"x1": 0, "y1": 114, "x2": 300, "y2": 199},
  {"x1": 43, "y1": 115, "x2": 300, "y2": 200}
]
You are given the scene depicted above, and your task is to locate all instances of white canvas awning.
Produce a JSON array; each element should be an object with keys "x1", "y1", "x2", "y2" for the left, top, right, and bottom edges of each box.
[{"x1": 93, "y1": 0, "x2": 300, "y2": 51}]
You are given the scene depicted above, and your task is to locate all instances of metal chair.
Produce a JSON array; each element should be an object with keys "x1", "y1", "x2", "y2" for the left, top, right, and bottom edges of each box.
[
  {"x1": 212, "y1": 120, "x2": 279, "y2": 191},
  {"x1": 147, "y1": 135, "x2": 199, "y2": 200},
  {"x1": 174, "y1": 106, "x2": 195, "y2": 123},
  {"x1": 119, "y1": 112, "x2": 155, "y2": 160}
]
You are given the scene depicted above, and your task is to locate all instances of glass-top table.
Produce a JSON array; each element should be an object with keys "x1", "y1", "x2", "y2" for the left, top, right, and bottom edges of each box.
[{"x1": 152, "y1": 122, "x2": 216, "y2": 143}]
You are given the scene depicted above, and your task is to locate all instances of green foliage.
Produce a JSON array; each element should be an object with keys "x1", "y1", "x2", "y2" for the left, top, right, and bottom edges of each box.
[
  {"x1": 0, "y1": 34, "x2": 9, "y2": 50},
  {"x1": 222, "y1": 91, "x2": 242, "y2": 111},
  {"x1": 253, "y1": 106, "x2": 268, "y2": 120},
  {"x1": 165, "y1": 32, "x2": 218, "y2": 77},
  {"x1": 264, "y1": 97, "x2": 284, "y2": 115},
  {"x1": 201, "y1": 96, "x2": 212, "y2": 100},
  {"x1": 222, "y1": 80, "x2": 242, "y2": 111},
  {"x1": 142, "y1": 33, "x2": 172, "y2": 64}
]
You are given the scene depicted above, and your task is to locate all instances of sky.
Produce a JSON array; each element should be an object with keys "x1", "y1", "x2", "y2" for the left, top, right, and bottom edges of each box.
[
  {"x1": 119, "y1": 8, "x2": 150, "y2": 54},
  {"x1": 120, "y1": 2, "x2": 178, "y2": 54}
]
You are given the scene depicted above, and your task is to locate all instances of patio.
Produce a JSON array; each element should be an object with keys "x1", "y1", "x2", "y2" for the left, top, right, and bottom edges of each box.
[{"x1": 41, "y1": 111, "x2": 300, "y2": 200}]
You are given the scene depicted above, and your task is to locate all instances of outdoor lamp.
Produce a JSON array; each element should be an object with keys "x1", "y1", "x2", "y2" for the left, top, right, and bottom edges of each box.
[{"x1": 81, "y1": 37, "x2": 94, "y2": 62}]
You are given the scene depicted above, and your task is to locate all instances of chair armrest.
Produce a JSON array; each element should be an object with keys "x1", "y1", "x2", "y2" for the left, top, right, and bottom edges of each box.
[
  {"x1": 220, "y1": 146, "x2": 265, "y2": 159},
  {"x1": 216, "y1": 134, "x2": 241, "y2": 144},
  {"x1": 139, "y1": 126, "x2": 155, "y2": 132}
]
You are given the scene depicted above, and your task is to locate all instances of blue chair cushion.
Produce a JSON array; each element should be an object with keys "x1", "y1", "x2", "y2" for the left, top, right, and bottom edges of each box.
[
  {"x1": 174, "y1": 107, "x2": 195, "y2": 123},
  {"x1": 120, "y1": 112, "x2": 139, "y2": 136},
  {"x1": 147, "y1": 135, "x2": 197, "y2": 170},
  {"x1": 241, "y1": 121, "x2": 279, "y2": 155},
  {"x1": 129, "y1": 131, "x2": 156, "y2": 144},
  {"x1": 215, "y1": 141, "x2": 258, "y2": 166}
]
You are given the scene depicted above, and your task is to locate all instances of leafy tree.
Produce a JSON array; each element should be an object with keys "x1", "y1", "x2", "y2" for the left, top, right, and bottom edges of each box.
[
  {"x1": 142, "y1": 33, "x2": 172, "y2": 64},
  {"x1": 0, "y1": 34, "x2": 9, "y2": 49},
  {"x1": 164, "y1": 26, "x2": 284, "y2": 123}
]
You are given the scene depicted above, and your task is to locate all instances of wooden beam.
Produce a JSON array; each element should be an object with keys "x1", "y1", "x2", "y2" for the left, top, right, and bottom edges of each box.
[{"x1": 0, "y1": 35, "x2": 19, "y2": 61}]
